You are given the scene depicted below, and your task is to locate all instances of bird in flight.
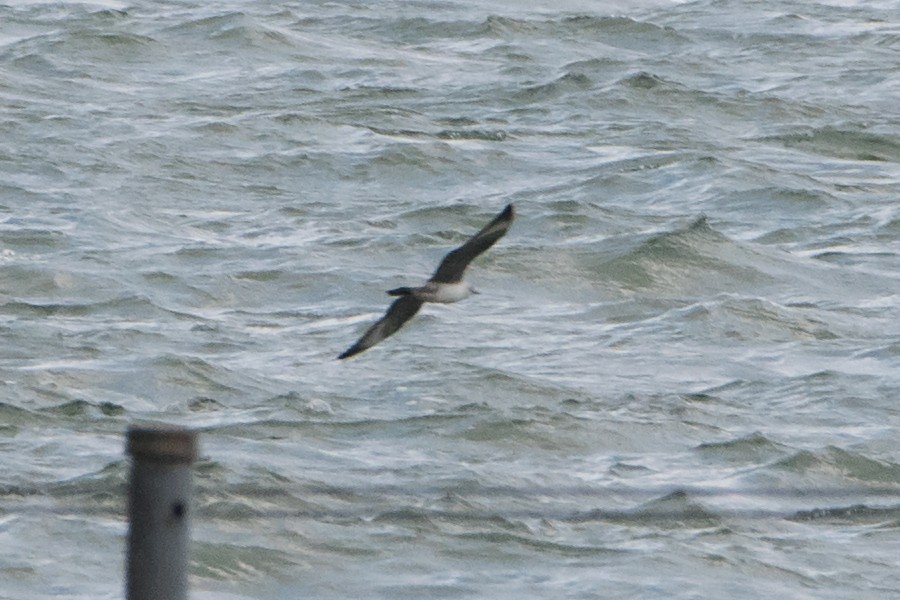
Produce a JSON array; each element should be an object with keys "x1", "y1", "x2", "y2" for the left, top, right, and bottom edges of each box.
[{"x1": 338, "y1": 203, "x2": 514, "y2": 359}]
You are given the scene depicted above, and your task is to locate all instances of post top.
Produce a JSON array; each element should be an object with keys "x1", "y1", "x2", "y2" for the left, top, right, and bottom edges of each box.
[{"x1": 127, "y1": 424, "x2": 198, "y2": 463}]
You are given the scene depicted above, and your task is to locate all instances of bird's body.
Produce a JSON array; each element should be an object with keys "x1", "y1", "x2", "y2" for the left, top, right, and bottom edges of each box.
[
  {"x1": 338, "y1": 204, "x2": 514, "y2": 359},
  {"x1": 389, "y1": 281, "x2": 475, "y2": 303}
]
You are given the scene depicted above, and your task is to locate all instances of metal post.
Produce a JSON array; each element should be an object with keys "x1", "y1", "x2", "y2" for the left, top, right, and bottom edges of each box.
[{"x1": 126, "y1": 425, "x2": 198, "y2": 600}]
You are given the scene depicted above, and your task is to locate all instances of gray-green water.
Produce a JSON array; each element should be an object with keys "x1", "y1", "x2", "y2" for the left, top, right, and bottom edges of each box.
[{"x1": 2, "y1": 1, "x2": 900, "y2": 598}]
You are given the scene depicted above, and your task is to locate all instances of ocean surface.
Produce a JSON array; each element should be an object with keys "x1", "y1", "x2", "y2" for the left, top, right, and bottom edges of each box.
[{"x1": 2, "y1": 0, "x2": 900, "y2": 598}]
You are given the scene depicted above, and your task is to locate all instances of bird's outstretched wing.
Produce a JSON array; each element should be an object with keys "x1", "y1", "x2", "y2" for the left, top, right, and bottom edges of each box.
[
  {"x1": 430, "y1": 204, "x2": 514, "y2": 284},
  {"x1": 338, "y1": 295, "x2": 424, "y2": 359}
]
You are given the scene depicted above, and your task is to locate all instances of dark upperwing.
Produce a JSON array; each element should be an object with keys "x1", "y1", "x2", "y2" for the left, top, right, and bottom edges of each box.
[
  {"x1": 338, "y1": 294, "x2": 424, "y2": 359},
  {"x1": 430, "y1": 204, "x2": 514, "y2": 284}
]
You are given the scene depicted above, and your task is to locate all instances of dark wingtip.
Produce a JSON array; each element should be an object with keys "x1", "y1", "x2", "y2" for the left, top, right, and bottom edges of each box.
[
  {"x1": 503, "y1": 203, "x2": 514, "y2": 220},
  {"x1": 338, "y1": 346, "x2": 361, "y2": 360}
]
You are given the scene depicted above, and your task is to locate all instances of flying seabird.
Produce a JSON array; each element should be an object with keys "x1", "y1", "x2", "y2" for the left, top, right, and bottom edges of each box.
[{"x1": 338, "y1": 203, "x2": 514, "y2": 359}]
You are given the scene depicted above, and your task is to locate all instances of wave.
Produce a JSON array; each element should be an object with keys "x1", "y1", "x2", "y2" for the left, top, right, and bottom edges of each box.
[
  {"x1": 789, "y1": 503, "x2": 900, "y2": 524},
  {"x1": 575, "y1": 490, "x2": 722, "y2": 528},
  {"x1": 0, "y1": 295, "x2": 163, "y2": 319},
  {"x1": 696, "y1": 431, "x2": 788, "y2": 463},
  {"x1": 599, "y1": 216, "x2": 776, "y2": 295},
  {"x1": 770, "y1": 446, "x2": 900, "y2": 485},
  {"x1": 192, "y1": 541, "x2": 299, "y2": 581},
  {"x1": 756, "y1": 126, "x2": 900, "y2": 163}
]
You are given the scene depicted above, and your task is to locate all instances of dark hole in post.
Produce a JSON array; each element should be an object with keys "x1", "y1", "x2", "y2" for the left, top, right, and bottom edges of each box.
[{"x1": 172, "y1": 501, "x2": 185, "y2": 519}]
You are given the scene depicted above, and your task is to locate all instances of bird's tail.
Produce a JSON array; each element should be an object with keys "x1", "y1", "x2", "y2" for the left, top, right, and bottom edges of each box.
[{"x1": 387, "y1": 287, "x2": 414, "y2": 296}]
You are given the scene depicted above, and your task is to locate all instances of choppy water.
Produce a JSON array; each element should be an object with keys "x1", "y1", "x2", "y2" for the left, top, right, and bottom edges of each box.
[{"x1": 2, "y1": 1, "x2": 900, "y2": 598}]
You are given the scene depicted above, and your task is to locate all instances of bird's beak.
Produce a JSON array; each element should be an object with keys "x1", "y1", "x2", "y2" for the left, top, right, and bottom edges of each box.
[{"x1": 471, "y1": 288, "x2": 480, "y2": 294}]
